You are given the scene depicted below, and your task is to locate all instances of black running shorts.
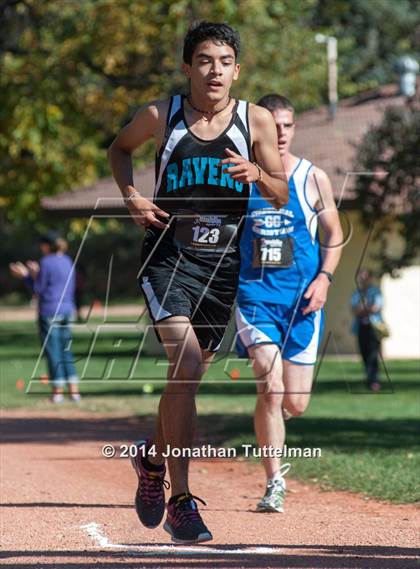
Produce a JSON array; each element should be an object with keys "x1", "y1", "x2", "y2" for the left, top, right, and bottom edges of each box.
[{"x1": 139, "y1": 225, "x2": 240, "y2": 352}]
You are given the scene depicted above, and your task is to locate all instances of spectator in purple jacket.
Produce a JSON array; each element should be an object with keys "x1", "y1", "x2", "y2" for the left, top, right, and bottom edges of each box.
[{"x1": 9, "y1": 231, "x2": 81, "y2": 403}]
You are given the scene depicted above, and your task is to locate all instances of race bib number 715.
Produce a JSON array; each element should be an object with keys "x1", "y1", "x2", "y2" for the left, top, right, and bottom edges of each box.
[{"x1": 252, "y1": 237, "x2": 294, "y2": 268}]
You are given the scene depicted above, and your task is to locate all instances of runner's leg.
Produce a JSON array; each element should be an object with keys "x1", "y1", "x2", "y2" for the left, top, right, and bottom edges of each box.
[
  {"x1": 282, "y1": 360, "x2": 315, "y2": 417},
  {"x1": 249, "y1": 343, "x2": 285, "y2": 479},
  {"x1": 151, "y1": 316, "x2": 209, "y2": 496},
  {"x1": 151, "y1": 347, "x2": 215, "y2": 466}
]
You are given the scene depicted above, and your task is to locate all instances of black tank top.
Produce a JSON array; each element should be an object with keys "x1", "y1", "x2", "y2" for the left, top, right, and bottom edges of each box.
[
  {"x1": 149, "y1": 95, "x2": 252, "y2": 254},
  {"x1": 155, "y1": 94, "x2": 251, "y2": 213}
]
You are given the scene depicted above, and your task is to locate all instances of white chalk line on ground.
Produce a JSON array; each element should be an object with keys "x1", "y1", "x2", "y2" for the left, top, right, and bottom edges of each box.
[{"x1": 80, "y1": 522, "x2": 284, "y2": 556}]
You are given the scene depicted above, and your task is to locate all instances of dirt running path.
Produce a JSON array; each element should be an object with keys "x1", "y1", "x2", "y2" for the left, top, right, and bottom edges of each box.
[{"x1": 1, "y1": 410, "x2": 418, "y2": 569}]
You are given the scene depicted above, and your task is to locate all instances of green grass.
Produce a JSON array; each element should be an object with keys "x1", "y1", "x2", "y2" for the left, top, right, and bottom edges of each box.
[{"x1": 1, "y1": 320, "x2": 419, "y2": 503}]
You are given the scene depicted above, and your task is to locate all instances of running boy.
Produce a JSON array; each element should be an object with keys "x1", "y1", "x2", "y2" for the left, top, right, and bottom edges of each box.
[
  {"x1": 108, "y1": 24, "x2": 288, "y2": 543},
  {"x1": 236, "y1": 94, "x2": 342, "y2": 514}
]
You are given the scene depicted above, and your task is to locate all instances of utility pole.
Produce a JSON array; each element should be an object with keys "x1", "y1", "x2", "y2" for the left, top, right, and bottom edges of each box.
[{"x1": 315, "y1": 34, "x2": 338, "y2": 119}]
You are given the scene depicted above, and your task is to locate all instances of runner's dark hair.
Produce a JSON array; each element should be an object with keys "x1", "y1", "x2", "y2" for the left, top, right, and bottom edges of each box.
[{"x1": 183, "y1": 21, "x2": 240, "y2": 64}]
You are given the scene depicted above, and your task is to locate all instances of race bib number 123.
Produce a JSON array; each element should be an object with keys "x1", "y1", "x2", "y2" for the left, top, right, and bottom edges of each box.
[{"x1": 174, "y1": 213, "x2": 238, "y2": 252}]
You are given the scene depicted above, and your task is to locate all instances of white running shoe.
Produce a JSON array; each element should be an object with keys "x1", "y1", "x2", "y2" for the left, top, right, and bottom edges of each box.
[
  {"x1": 256, "y1": 463, "x2": 291, "y2": 513},
  {"x1": 50, "y1": 393, "x2": 64, "y2": 404}
]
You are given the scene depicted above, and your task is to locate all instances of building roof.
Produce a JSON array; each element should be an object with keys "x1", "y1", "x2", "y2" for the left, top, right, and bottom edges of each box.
[
  {"x1": 42, "y1": 85, "x2": 406, "y2": 216},
  {"x1": 42, "y1": 163, "x2": 156, "y2": 217},
  {"x1": 290, "y1": 84, "x2": 406, "y2": 205}
]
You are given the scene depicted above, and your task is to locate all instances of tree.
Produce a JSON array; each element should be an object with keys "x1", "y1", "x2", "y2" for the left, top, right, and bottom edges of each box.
[
  {"x1": 312, "y1": 0, "x2": 420, "y2": 97},
  {"x1": 0, "y1": 0, "x2": 326, "y2": 227},
  {"x1": 0, "y1": 0, "x2": 328, "y2": 301},
  {"x1": 352, "y1": 103, "x2": 420, "y2": 276},
  {"x1": 1, "y1": 0, "x2": 418, "y2": 230}
]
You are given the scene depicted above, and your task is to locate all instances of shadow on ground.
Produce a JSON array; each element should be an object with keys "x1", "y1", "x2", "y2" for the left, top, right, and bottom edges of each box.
[
  {"x1": 1, "y1": 544, "x2": 419, "y2": 568},
  {"x1": 1, "y1": 414, "x2": 418, "y2": 451}
]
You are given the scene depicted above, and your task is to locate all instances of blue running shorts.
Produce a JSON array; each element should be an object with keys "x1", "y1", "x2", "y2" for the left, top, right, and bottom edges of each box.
[{"x1": 235, "y1": 301, "x2": 324, "y2": 365}]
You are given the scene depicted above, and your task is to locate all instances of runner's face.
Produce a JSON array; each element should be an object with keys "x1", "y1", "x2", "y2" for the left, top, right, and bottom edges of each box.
[
  {"x1": 183, "y1": 40, "x2": 240, "y2": 102},
  {"x1": 271, "y1": 109, "x2": 295, "y2": 156}
]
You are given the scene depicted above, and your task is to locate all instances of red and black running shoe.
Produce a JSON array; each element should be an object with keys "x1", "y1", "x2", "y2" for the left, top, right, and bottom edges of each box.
[
  {"x1": 131, "y1": 439, "x2": 169, "y2": 528},
  {"x1": 163, "y1": 493, "x2": 213, "y2": 544}
]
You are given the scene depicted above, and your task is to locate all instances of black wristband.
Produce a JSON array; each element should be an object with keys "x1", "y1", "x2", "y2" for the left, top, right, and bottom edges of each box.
[{"x1": 319, "y1": 270, "x2": 333, "y2": 283}]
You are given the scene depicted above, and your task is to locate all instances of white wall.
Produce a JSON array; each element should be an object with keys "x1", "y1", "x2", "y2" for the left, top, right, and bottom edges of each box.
[
  {"x1": 323, "y1": 210, "x2": 374, "y2": 356},
  {"x1": 382, "y1": 265, "x2": 420, "y2": 359},
  {"x1": 324, "y1": 211, "x2": 419, "y2": 359}
]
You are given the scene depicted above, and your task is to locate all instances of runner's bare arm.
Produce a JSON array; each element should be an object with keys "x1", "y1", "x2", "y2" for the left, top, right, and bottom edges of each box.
[
  {"x1": 108, "y1": 100, "x2": 170, "y2": 228},
  {"x1": 108, "y1": 100, "x2": 168, "y2": 195},
  {"x1": 311, "y1": 167, "x2": 343, "y2": 275},
  {"x1": 302, "y1": 167, "x2": 343, "y2": 314},
  {"x1": 250, "y1": 105, "x2": 288, "y2": 208},
  {"x1": 219, "y1": 105, "x2": 288, "y2": 209}
]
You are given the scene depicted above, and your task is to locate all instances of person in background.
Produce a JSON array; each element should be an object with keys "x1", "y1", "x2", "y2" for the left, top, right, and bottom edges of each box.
[
  {"x1": 351, "y1": 268, "x2": 385, "y2": 392},
  {"x1": 9, "y1": 231, "x2": 81, "y2": 403}
]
